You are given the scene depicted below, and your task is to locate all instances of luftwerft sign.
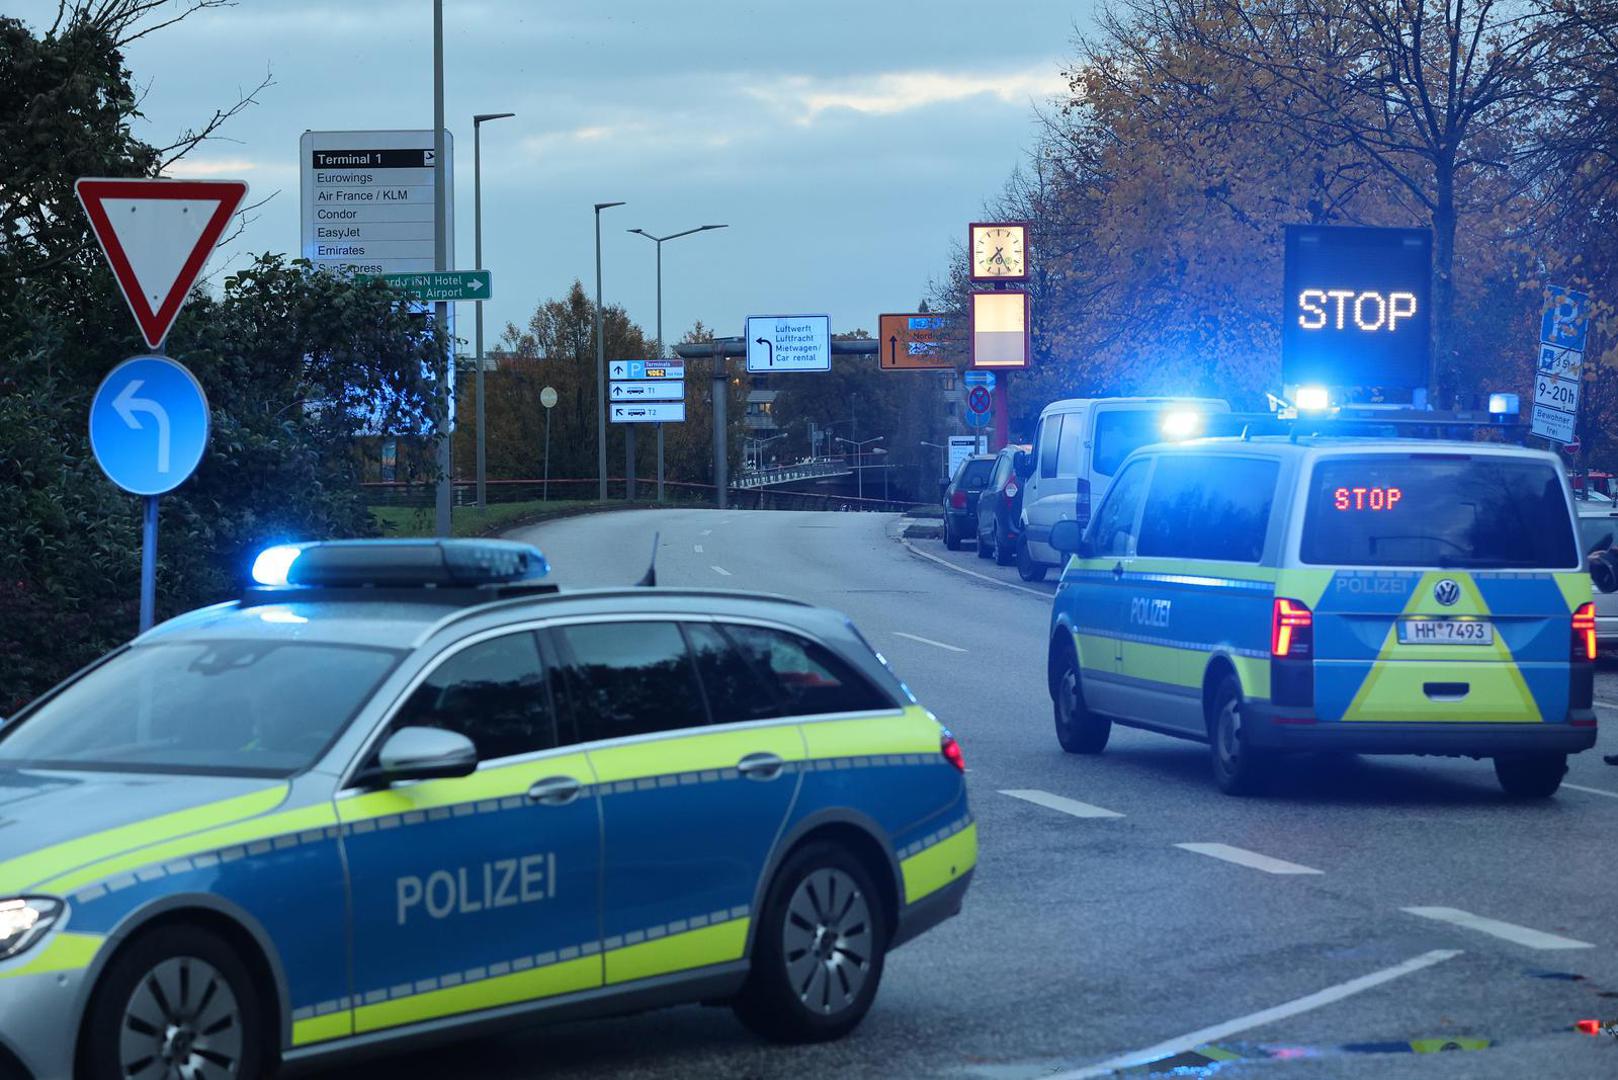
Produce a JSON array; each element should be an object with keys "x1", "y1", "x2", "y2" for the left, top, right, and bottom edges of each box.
[{"x1": 1282, "y1": 225, "x2": 1432, "y2": 390}]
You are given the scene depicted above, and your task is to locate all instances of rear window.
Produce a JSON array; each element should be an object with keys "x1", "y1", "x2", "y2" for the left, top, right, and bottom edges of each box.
[
  {"x1": 1301, "y1": 455, "x2": 1578, "y2": 569},
  {"x1": 1094, "y1": 410, "x2": 1169, "y2": 476},
  {"x1": 956, "y1": 459, "x2": 993, "y2": 489}
]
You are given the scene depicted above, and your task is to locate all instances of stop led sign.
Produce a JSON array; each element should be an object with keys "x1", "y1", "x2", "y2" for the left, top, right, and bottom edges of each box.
[{"x1": 1282, "y1": 225, "x2": 1432, "y2": 390}]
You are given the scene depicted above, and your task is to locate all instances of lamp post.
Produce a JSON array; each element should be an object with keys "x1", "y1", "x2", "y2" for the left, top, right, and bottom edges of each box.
[
  {"x1": 593, "y1": 201, "x2": 625, "y2": 501},
  {"x1": 472, "y1": 111, "x2": 515, "y2": 510},
  {"x1": 836, "y1": 435, "x2": 884, "y2": 502},
  {"x1": 628, "y1": 224, "x2": 727, "y2": 501},
  {"x1": 431, "y1": 0, "x2": 451, "y2": 537}
]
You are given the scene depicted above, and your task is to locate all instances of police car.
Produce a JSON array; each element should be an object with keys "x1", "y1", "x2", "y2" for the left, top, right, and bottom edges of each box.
[
  {"x1": 0, "y1": 540, "x2": 974, "y2": 1079},
  {"x1": 1044, "y1": 435, "x2": 1598, "y2": 796}
]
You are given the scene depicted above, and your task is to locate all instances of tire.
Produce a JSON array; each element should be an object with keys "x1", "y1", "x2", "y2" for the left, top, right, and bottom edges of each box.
[
  {"x1": 81, "y1": 924, "x2": 268, "y2": 1080},
  {"x1": 975, "y1": 522, "x2": 994, "y2": 559},
  {"x1": 995, "y1": 529, "x2": 1016, "y2": 566},
  {"x1": 1017, "y1": 537, "x2": 1048, "y2": 582},
  {"x1": 733, "y1": 842, "x2": 887, "y2": 1044},
  {"x1": 943, "y1": 518, "x2": 961, "y2": 551},
  {"x1": 1052, "y1": 641, "x2": 1109, "y2": 753},
  {"x1": 1493, "y1": 753, "x2": 1567, "y2": 798},
  {"x1": 1208, "y1": 674, "x2": 1269, "y2": 796}
]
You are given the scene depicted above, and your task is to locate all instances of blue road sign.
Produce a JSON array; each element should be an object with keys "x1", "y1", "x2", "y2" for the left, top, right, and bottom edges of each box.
[
  {"x1": 964, "y1": 407, "x2": 992, "y2": 429},
  {"x1": 962, "y1": 371, "x2": 996, "y2": 390},
  {"x1": 90, "y1": 355, "x2": 210, "y2": 495},
  {"x1": 1540, "y1": 286, "x2": 1591, "y2": 352}
]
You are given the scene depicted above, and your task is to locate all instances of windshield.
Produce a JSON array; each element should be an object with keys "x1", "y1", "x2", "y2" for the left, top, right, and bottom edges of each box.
[
  {"x1": 1094, "y1": 410, "x2": 1172, "y2": 476},
  {"x1": 1301, "y1": 455, "x2": 1578, "y2": 569},
  {"x1": 0, "y1": 641, "x2": 402, "y2": 777}
]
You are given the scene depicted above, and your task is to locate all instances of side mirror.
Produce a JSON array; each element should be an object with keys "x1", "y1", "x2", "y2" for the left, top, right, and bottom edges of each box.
[
  {"x1": 1592, "y1": 549, "x2": 1618, "y2": 595},
  {"x1": 1013, "y1": 451, "x2": 1033, "y2": 480},
  {"x1": 1050, "y1": 519, "x2": 1089, "y2": 557},
  {"x1": 363, "y1": 726, "x2": 478, "y2": 785}
]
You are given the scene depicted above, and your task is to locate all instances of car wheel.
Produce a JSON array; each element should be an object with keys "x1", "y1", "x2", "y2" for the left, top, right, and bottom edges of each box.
[
  {"x1": 1493, "y1": 753, "x2": 1566, "y2": 798},
  {"x1": 943, "y1": 518, "x2": 961, "y2": 551},
  {"x1": 1209, "y1": 674, "x2": 1269, "y2": 796},
  {"x1": 995, "y1": 529, "x2": 1016, "y2": 566},
  {"x1": 82, "y1": 925, "x2": 267, "y2": 1080},
  {"x1": 733, "y1": 841, "x2": 886, "y2": 1044},
  {"x1": 975, "y1": 522, "x2": 994, "y2": 558},
  {"x1": 1052, "y1": 642, "x2": 1109, "y2": 753},
  {"x1": 1017, "y1": 537, "x2": 1047, "y2": 582}
]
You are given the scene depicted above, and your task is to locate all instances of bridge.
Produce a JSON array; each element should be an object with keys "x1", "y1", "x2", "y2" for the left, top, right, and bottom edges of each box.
[{"x1": 732, "y1": 458, "x2": 852, "y2": 490}]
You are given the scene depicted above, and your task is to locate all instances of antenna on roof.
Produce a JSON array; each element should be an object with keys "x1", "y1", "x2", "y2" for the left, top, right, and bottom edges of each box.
[{"x1": 635, "y1": 532, "x2": 660, "y2": 587}]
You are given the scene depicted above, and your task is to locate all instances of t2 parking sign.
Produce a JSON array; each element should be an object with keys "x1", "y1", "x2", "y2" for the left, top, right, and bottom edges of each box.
[{"x1": 1282, "y1": 226, "x2": 1432, "y2": 391}]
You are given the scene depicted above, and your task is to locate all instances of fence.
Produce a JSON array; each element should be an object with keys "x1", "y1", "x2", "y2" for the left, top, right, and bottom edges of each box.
[{"x1": 361, "y1": 478, "x2": 925, "y2": 515}]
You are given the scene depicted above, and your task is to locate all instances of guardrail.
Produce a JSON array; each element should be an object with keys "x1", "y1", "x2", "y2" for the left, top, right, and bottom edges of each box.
[
  {"x1": 361, "y1": 478, "x2": 924, "y2": 514},
  {"x1": 733, "y1": 460, "x2": 851, "y2": 489}
]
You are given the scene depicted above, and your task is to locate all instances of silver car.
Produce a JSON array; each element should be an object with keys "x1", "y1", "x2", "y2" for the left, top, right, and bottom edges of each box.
[{"x1": 1576, "y1": 492, "x2": 1618, "y2": 647}]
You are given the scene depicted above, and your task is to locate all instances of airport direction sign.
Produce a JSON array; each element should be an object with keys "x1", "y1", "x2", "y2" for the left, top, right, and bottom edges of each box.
[
  {"x1": 300, "y1": 130, "x2": 453, "y2": 278},
  {"x1": 76, "y1": 178, "x2": 248, "y2": 350},
  {"x1": 878, "y1": 313, "x2": 952, "y2": 371},
  {"x1": 380, "y1": 270, "x2": 490, "y2": 302},
  {"x1": 90, "y1": 356, "x2": 211, "y2": 496},
  {"x1": 609, "y1": 359, "x2": 685, "y2": 380},
  {"x1": 609, "y1": 380, "x2": 683, "y2": 402},
  {"x1": 746, "y1": 315, "x2": 831, "y2": 373},
  {"x1": 611, "y1": 402, "x2": 686, "y2": 424}
]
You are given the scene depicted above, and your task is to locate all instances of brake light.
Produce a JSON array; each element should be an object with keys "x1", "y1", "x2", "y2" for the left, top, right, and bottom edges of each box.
[
  {"x1": 1573, "y1": 602, "x2": 1597, "y2": 662},
  {"x1": 1005, "y1": 480, "x2": 1019, "y2": 500},
  {"x1": 941, "y1": 730, "x2": 966, "y2": 772},
  {"x1": 950, "y1": 490, "x2": 966, "y2": 509},
  {"x1": 1576, "y1": 1019, "x2": 1603, "y2": 1036},
  {"x1": 1272, "y1": 598, "x2": 1313, "y2": 658}
]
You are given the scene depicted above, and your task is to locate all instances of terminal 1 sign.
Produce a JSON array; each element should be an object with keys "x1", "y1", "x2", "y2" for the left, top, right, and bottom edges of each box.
[{"x1": 1282, "y1": 225, "x2": 1431, "y2": 390}]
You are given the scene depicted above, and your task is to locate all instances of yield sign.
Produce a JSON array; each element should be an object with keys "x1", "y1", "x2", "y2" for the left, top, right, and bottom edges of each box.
[{"x1": 75, "y1": 178, "x2": 248, "y2": 349}]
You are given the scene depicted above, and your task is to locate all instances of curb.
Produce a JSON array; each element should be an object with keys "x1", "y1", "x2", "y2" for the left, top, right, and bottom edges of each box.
[{"x1": 900, "y1": 539, "x2": 1055, "y2": 599}]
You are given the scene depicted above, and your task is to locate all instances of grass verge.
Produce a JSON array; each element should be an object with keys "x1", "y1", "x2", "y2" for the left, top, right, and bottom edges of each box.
[{"x1": 369, "y1": 500, "x2": 604, "y2": 538}]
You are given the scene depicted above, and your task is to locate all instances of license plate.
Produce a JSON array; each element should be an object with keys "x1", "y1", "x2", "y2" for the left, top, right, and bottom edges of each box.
[{"x1": 1398, "y1": 619, "x2": 1494, "y2": 645}]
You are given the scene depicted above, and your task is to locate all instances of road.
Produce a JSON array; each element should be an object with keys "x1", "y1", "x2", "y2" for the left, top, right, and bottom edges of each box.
[{"x1": 335, "y1": 508, "x2": 1618, "y2": 1079}]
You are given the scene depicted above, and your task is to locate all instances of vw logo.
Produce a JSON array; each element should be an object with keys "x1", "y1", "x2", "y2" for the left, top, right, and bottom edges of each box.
[{"x1": 1433, "y1": 579, "x2": 1461, "y2": 607}]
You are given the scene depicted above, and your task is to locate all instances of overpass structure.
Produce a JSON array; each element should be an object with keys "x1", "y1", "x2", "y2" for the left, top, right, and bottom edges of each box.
[{"x1": 733, "y1": 459, "x2": 851, "y2": 490}]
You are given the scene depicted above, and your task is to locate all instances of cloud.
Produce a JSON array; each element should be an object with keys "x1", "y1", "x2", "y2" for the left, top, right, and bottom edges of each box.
[{"x1": 752, "y1": 70, "x2": 1068, "y2": 125}]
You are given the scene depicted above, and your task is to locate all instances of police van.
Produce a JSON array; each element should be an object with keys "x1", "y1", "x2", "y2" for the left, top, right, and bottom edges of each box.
[{"x1": 1044, "y1": 435, "x2": 1599, "y2": 796}]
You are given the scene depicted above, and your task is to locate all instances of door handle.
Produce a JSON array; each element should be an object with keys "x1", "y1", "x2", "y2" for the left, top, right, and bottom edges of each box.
[
  {"x1": 737, "y1": 752, "x2": 785, "y2": 782},
  {"x1": 1111, "y1": 561, "x2": 1124, "y2": 580},
  {"x1": 528, "y1": 775, "x2": 582, "y2": 806}
]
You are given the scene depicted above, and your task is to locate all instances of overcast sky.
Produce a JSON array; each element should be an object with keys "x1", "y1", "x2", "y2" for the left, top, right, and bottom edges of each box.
[{"x1": 19, "y1": 1, "x2": 1095, "y2": 348}]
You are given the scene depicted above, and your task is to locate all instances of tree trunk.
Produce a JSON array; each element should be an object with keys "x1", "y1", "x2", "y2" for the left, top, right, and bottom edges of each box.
[{"x1": 1430, "y1": 163, "x2": 1457, "y2": 407}]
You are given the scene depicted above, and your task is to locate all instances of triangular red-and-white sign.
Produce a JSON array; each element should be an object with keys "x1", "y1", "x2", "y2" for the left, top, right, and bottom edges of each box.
[{"x1": 75, "y1": 178, "x2": 248, "y2": 350}]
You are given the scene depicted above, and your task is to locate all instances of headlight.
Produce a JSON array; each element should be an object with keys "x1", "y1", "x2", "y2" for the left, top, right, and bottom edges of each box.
[{"x1": 0, "y1": 898, "x2": 63, "y2": 960}]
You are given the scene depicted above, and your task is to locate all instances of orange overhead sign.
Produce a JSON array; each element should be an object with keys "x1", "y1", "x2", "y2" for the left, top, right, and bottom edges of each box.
[{"x1": 878, "y1": 313, "x2": 953, "y2": 371}]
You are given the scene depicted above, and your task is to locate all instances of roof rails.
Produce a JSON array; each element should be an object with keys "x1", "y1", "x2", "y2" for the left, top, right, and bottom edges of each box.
[{"x1": 1205, "y1": 407, "x2": 1527, "y2": 445}]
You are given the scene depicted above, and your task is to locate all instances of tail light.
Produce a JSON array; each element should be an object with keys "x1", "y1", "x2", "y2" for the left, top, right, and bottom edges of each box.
[
  {"x1": 949, "y1": 490, "x2": 967, "y2": 509},
  {"x1": 941, "y1": 730, "x2": 966, "y2": 772},
  {"x1": 1576, "y1": 1019, "x2": 1603, "y2": 1036},
  {"x1": 1074, "y1": 478, "x2": 1092, "y2": 526},
  {"x1": 1272, "y1": 598, "x2": 1313, "y2": 658},
  {"x1": 1573, "y1": 602, "x2": 1597, "y2": 662}
]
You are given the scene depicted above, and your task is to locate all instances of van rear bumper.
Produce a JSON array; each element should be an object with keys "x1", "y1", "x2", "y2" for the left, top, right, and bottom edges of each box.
[{"x1": 1243, "y1": 704, "x2": 1598, "y2": 756}]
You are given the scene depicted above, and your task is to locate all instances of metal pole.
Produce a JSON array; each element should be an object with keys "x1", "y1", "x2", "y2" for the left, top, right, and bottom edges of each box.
[
  {"x1": 432, "y1": 0, "x2": 452, "y2": 537},
  {"x1": 473, "y1": 120, "x2": 484, "y2": 509},
  {"x1": 139, "y1": 496, "x2": 157, "y2": 632},
  {"x1": 595, "y1": 208, "x2": 606, "y2": 501},
  {"x1": 543, "y1": 406, "x2": 552, "y2": 502},
  {"x1": 655, "y1": 239, "x2": 664, "y2": 502},
  {"x1": 713, "y1": 341, "x2": 729, "y2": 510}
]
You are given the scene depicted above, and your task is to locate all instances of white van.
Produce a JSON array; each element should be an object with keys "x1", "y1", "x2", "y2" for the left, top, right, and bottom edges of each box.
[{"x1": 1016, "y1": 397, "x2": 1229, "y2": 581}]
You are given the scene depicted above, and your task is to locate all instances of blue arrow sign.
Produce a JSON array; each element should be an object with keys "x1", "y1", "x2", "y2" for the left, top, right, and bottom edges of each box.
[
  {"x1": 963, "y1": 371, "x2": 997, "y2": 390},
  {"x1": 90, "y1": 355, "x2": 210, "y2": 495}
]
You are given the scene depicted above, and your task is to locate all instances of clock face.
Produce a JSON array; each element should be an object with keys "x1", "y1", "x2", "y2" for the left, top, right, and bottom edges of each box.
[{"x1": 972, "y1": 224, "x2": 1027, "y2": 280}]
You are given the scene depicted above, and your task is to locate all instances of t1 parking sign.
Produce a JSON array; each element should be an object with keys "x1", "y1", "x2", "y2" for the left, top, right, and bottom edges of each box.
[{"x1": 1282, "y1": 226, "x2": 1432, "y2": 391}]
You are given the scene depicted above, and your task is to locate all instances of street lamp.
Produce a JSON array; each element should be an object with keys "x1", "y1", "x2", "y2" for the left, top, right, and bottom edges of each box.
[
  {"x1": 628, "y1": 224, "x2": 727, "y2": 501},
  {"x1": 836, "y1": 435, "x2": 884, "y2": 502},
  {"x1": 472, "y1": 111, "x2": 515, "y2": 510},
  {"x1": 593, "y1": 201, "x2": 625, "y2": 501}
]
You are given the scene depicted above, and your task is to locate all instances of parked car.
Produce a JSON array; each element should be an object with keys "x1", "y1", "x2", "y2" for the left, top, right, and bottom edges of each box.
[
  {"x1": 1016, "y1": 397, "x2": 1230, "y2": 581},
  {"x1": 976, "y1": 444, "x2": 1032, "y2": 565},
  {"x1": 1576, "y1": 491, "x2": 1618, "y2": 648},
  {"x1": 942, "y1": 454, "x2": 995, "y2": 551}
]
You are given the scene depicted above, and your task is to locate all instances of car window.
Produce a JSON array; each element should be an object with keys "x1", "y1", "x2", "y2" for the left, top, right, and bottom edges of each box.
[
  {"x1": 684, "y1": 622, "x2": 782, "y2": 724},
  {"x1": 392, "y1": 633, "x2": 555, "y2": 762},
  {"x1": 1138, "y1": 455, "x2": 1278, "y2": 563},
  {"x1": 1093, "y1": 409, "x2": 1170, "y2": 476},
  {"x1": 0, "y1": 641, "x2": 400, "y2": 778},
  {"x1": 722, "y1": 624, "x2": 891, "y2": 717},
  {"x1": 1057, "y1": 411, "x2": 1086, "y2": 475},
  {"x1": 557, "y1": 621, "x2": 707, "y2": 740},
  {"x1": 1039, "y1": 415, "x2": 1064, "y2": 478},
  {"x1": 991, "y1": 453, "x2": 1012, "y2": 488},
  {"x1": 1579, "y1": 516, "x2": 1617, "y2": 554},
  {"x1": 1089, "y1": 458, "x2": 1151, "y2": 557},
  {"x1": 961, "y1": 459, "x2": 994, "y2": 489}
]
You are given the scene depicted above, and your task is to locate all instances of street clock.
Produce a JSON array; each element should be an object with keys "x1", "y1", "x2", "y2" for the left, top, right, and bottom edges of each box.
[{"x1": 970, "y1": 222, "x2": 1029, "y2": 282}]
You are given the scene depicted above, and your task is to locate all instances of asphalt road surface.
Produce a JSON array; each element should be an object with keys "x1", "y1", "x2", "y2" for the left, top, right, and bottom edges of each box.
[{"x1": 330, "y1": 508, "x2": 1618, "y2": 1079}]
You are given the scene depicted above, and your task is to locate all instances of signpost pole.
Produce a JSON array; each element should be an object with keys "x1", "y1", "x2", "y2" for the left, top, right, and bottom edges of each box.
[
  {"x1": 713, "y1": 342, "x2": 730, "y2": 510},
  {"x1": 543, "y1": 407, "x2": 552, "y2": 503},
  {"x1": 656, "y1": 241, "x2": 664, "y2": 502},
  {"x1": 139, "y1": 496, "x2": 158, "y2": 633},
  {"x1": 432, "y1": 0, "x2": 452, "y2": 538}
]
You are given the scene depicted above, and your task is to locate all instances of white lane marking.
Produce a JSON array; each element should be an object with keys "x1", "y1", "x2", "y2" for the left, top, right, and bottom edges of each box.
[
  {"x1": 701, "y1": 529, "x2": 713, "y2": 536},
  {"x1": 1564, "y1": 782, "x2": 1618, "y2": 800},
  {"x1": 901, "y1": 540, "x2": 1052, "y2": 598},
  {"x1": 893, "y1": 631, "x2": 967, "y2": 653},
  {"x1": 1402, "y1": 907, "x2": 1594, "y2": 950},
  {"x1": 1175, "y1": 842, "x2": 1323, "y2": 875},
  {"x1": 694, "y1": 544, "x2": 704, "y2": 553},
  {"x1": 1593, "y1": 698, "x2": 1618, "y2": 710},
  {"x1": 1000, "y1": 789, "x2": 1123, "y2": 819},
  {"x1": 1051, "y1": 950, "x2": 1462, "y2": 1079},
  {"x1": 709, "y1": 565, "x2": 732, "y2": 577}
]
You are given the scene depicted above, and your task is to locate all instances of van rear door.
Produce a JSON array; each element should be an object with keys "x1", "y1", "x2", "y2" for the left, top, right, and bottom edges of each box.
[{"x1": 1295, "y1": 453, "x2": 1586, "y2": 724}]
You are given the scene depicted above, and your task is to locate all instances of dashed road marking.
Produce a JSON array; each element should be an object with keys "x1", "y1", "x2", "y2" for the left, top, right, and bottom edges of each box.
[
  {"x1": 1564, "y1": 782, "x2": 1618, "y2": 800},
  {"x1": 1050, "y1": 950, "x2": 1463, "y2": 1079},
  {"x1": 694, "y1": 544, "x2": 704, "y2": 553},
  {"x1": 701, "y1": 529, "x2": 713, "y2": 536},
  {"x1": 1175, "y1": 842, "x2": 1323, "y2": 875},
  {"x1": 1000, "y1": 789, "x2": 1123, "y2": 819},
  {"x1": 894, "y1": 631, "x2": 967, "y2": 653},
  {"x1": 709, "y1": 565, "x2": 732, "y2": 577},
  {"x1": 1402, "y1": 907, "x2": 1593, "y2": 950}
]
